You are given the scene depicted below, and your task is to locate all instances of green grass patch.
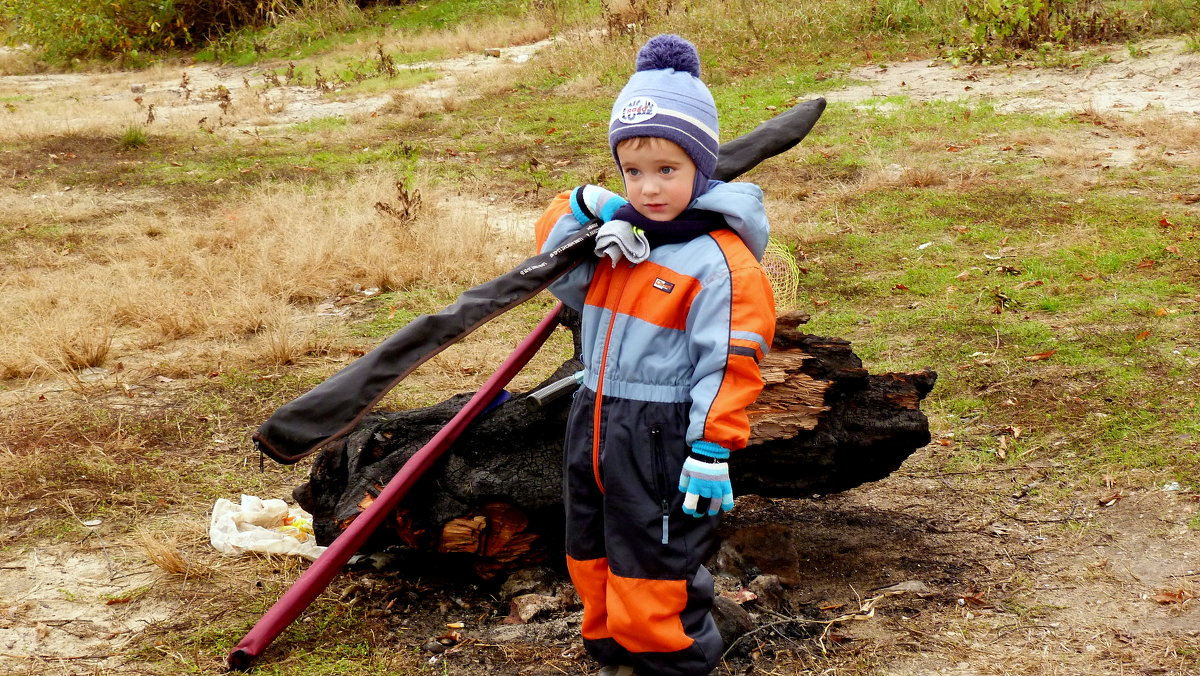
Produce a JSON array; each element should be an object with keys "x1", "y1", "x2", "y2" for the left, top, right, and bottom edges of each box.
[
  {"x1": 134, "y1": 135, "x2": 420, "y2": 189},
  {"x1": 333, "y1": 68, "x2": 440, "y2": 96},
  {"x1": 372, "y1": 0, "x2": 532, "y2": 32},
  {"x1": 293, "y1": 116, "x2": 349, "y2": 133},
  {"x1": 119, "y1": 125, "x2": 149, "y2": 150}
]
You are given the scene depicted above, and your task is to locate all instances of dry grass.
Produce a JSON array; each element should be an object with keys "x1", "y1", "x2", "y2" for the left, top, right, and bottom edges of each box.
[
  {"x1": 0, "y1": 46, "x2": 40, "y2": 76},
  {"x1": 856, "y1": 158, "x2": 954, "y2": 192},
  {"x1": 139, "y1": 529, "x2": 215, "y2": 579},
  {"x1": 1105, "y1": 111, "x2": 1200, "y2": 167},
  {"x1": 0, "y1": 61, "x2": 328, "y2": 144},
  {"x1": 0, "y1": 172, "x2": 511, "y2": 382},
  {"x1": 0, "y1": 73, "x2": 189, "y2": 142},
  {"x1": 381, "y1": 18, "x2": 552, "y2": 57},
  {"x1": 380, "y1": 88, "x2": 463, "y2": 121}
]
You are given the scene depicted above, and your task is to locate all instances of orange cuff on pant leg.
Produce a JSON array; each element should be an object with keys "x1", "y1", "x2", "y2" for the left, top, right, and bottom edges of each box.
[
  {"x1": 606, "y1": 573, "x2": 694, "y2": 654},
  {"x1": 566, "y1": 555, "x2": 612, "y2": 641}
]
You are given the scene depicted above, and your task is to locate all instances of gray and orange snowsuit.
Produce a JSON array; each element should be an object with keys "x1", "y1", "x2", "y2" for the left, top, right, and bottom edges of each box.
[{"x1": 534, "y1": 181, "x2": 775, "y2": 676}]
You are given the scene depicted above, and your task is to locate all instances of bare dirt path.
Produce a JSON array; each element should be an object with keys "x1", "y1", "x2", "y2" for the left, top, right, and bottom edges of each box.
[{"x1": 826, "y1": 38, "x2": 1200, "y2": 116}]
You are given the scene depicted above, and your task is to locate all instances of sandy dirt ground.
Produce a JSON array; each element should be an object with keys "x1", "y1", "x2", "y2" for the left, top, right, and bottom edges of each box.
[{"x1": 1, "y1": 37, "x2": 1198, "y2": 675}]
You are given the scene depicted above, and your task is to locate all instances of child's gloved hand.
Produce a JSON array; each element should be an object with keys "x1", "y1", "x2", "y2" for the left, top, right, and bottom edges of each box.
[
  {"x1": 570, "y1": 185, "x2": 629, "y2": 224},
  {"x1": 678, "y1": 441, "x2": 734, "y2": 517},
  {"x1": 595, "y1": 220, "x2": 649, "y2": 266}
]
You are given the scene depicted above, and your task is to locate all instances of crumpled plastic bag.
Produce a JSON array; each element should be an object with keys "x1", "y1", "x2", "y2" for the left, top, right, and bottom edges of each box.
[{"x1": 209, "y1": 494, "x2": 327, "y2": 561}]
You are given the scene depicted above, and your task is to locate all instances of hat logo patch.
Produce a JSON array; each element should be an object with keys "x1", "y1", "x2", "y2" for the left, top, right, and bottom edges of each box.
[{"x1": 619, "y1": 97, "x2": 658, "y2": 124}]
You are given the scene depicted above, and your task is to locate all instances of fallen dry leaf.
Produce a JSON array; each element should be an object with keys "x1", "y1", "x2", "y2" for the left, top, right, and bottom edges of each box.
[
  {"x1": 1023, "y1": 350, "x2": 1057, "y2": 362},
  {"x1": 1152, "y1": 589, "x2": 1194, "y2": 605},
  {"x1": 1159, "y1": 216, "x2": 1176, "y2": 228},
  {"x1": 720, "y1": 589, "x2": 759, "y2": 604},
  {"x1": 1097, "y1": 492, "x2": 1124, "y2": 507},
  {"x1": 1135, "y1": 330, "x2": 1151, "y2": 341},
  {"x1": 1137, "y1": 259, "x2": 1156, "y2": 269},
  {"x1": 958, "y1": 593, "x2": 994, "y2": 609}
]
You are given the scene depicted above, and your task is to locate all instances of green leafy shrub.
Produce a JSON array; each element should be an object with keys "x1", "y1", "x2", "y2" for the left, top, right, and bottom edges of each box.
[
  {"x1": 198, "y1": 0, "x2": 367, "y2": 64},
  {"x1": 0, "y1": 0, "x2": 296, "y2": 63},
  {"x1": 946, "y1": 0, "x2": 1136, "y2": 64}
]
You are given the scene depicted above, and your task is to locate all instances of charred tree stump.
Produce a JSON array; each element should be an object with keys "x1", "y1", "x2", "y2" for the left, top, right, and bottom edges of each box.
[{"x1": 292, "y1": 310, "x2": 936, "y2": 577}]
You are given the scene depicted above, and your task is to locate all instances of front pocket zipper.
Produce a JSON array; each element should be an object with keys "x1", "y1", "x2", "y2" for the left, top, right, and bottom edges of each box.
[{"x1": 650, "y1": 427, "x2": 669, "y2": 545}]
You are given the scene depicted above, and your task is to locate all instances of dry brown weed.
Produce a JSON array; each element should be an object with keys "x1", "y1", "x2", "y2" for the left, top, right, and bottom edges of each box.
[{"x1": 139, "y1": 529, "x2": 214, "y2": 579}]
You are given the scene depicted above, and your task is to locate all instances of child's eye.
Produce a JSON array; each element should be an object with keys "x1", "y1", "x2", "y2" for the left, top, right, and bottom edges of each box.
[
  {"x1": 626, "y1": 168, "x2": 641, "y2": 177},
  {"x1": 659, "y1": 166, "x2": 674, "y2": 175}
]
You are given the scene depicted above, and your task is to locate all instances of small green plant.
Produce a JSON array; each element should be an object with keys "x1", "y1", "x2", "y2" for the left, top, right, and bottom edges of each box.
[
  {"x1": 1185, "y1": 32, "x2": 1200, "y2": 53},
  {"x1": 119, "y1": 125, "x2": 149, "y2": 150},
  {"x1": 944, "y1": 0, "x2": 1134, "y2": 64}
]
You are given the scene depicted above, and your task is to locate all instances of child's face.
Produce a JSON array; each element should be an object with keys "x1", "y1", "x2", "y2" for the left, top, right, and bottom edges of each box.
[{"x1": 616, "y1": 138, "x2": 697, "y2": 222}]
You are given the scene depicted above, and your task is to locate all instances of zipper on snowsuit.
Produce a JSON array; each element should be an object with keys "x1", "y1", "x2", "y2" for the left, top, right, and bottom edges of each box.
[
  {"x1": 651, "y1": 426, "x2": 670, "y2": 545},
  {"x1": 590, "y1": 262, "x2": 633, "y2": 493}
]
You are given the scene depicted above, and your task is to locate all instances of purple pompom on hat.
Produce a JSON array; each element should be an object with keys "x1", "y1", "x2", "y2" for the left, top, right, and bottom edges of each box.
[
  {"x1": 609, "y1": 35, "x2": 719, "y2": 196},
  {"x1": 635, "y1": 33, "x2": 702, "y2": 77}
]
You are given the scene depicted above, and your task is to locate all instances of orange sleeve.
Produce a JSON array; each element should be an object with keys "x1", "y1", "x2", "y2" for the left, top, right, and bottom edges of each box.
[
  {"x1": 702, "y1": 264, "x2": 776, "y2": 450},
  {"x1": 695, "y1": 231, "x2": 777, "y2": 451},
  {"x1": 534, "y1": 191, "x2": 574, "y2": 253}
]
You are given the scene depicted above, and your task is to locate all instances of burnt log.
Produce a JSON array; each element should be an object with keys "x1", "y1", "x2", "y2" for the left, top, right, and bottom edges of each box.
[{"x1": 292, "y1": 310, "x2": 936, "y2": 577}]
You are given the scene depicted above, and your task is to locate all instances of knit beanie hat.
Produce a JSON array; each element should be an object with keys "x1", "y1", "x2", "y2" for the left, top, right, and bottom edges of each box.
[{"x1": 609, "y1": 35, "x2": 719, "y2": 198}]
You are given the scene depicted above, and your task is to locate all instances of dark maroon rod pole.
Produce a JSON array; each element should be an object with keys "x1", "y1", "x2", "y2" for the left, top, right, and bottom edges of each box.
[{"x1": 227, "y1": 305, "x2": 564, "y2": 670}]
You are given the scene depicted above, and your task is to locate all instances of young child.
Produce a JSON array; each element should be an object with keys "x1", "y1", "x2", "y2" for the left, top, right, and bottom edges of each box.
[{"x1": 533, "y1": 34, "x2": 775, "y2": 676}]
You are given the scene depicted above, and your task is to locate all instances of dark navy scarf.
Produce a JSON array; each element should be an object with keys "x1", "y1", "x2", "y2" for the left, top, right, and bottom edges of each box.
[{"x1": 611, "y1": 203, "x2": 727, "y2": 246}]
